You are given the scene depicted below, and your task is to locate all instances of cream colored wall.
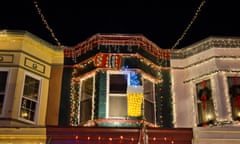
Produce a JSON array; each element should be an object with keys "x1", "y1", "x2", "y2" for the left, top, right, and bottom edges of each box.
[
  {"x1": 0, "y1": 68, "x2": 17, "y2": 117},
  {"x1": 0, "y1": 30, "x2": 63, "y2": 127},
  {"x1": 193, "y1": 127, "x2": 240, "y2": 144},
  {"x1": 0, "y1": 127, "x2": 46, "y2": 144},
  {"x1": 171, "y1": 47, "x2": 240, "y2": 128},
  {"x1": 46, "y1": 66, "x2": 63, "y2": 126}
]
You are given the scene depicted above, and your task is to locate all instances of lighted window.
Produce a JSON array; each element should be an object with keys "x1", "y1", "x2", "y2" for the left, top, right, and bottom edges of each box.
[
  {"x1": 80, "y1": 77, "x2": 93, "y2": 122},
  {"x1": 228, "y1": 76, "x2": 240, "y2": 121},
  {"x1": 20, "y1": 75, "x2": 40, "y2": 122},
  {"x1": 108, "y1": 73, "x2": 128, "y2": 118},
  {"x1": 196, "y1": 80, "x2": 216, "y2": 126},
  {"x1": 0, "y1": 71, "x2": 8, "y2": 114},
  {"x1": 143, "y1": 79, "x2": 155, "y2": 123}
]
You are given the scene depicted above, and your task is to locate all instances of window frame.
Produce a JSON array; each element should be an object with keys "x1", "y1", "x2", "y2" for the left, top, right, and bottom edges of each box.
[
  {"x1": 227, "y1": 76, "x2": 240, "y2": 121},
  {"x1": 79, "y1": 76, "x2": 95, "y2": 123},
  {"x1": 106, "y1": 70, "x2": 130, "y2": 119},
  {"x1": 195, "y1": 79, "x2": 216, "y2": 126},
  {"x1": 106, "y1": 70, "x2": 157, "y2": 122},
  {"x1": 18, "y1": 72, "x2": 42, "y2": 124},
  {"x1": 143, "y1": 78, "x2": 156, "y2": 124},
  {"x1": 0, "y1": 68, "x2": 10, "y2": 116}
]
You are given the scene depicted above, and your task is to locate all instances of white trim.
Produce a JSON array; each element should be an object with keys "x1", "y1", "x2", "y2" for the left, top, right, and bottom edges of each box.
[
  {"x1": 224, "y1": 74, "x2": 240, "y2": 121},
  {"x1": 18, "y1": 72, "x2": 42, "y2": 124},
  {"x1": 79, "y1": 75, "x2": 95, "y2": 124},
  {"x1": 106, "y1": 70, "x2": 130, "y2": 118},
  {"x1": 143, "y1": 78, "x2": 156, "y2": 124}
]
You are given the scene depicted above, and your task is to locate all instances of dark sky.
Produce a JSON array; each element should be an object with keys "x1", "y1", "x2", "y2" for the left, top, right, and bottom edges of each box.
[{"x1": 1, "y1": 0, "x2": 240, "y2": 49}]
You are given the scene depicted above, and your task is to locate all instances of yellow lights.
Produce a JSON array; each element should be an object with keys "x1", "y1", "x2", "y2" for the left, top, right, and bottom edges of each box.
[
  {"x1": 127, "y1": 86, "x2": 143, "y2": 117},
  {"x1": 0, "y1": 30, "x2": 8, "y2": 37},
  {"x1": 127, "y1": 93, "x2": 143, "y2": 117},
  {"x1": 206, "y1": 114, "x2": 213, "y2": 121},
  {"x1": 21, "y1": 112, "x2": 28, "y2": 118},
  {"x1": 238, "y1": 112, "x2": 240, "y2": 117}
]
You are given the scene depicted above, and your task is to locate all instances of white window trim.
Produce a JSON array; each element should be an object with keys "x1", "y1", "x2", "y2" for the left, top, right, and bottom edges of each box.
[
  {"x1": 106, "y1": 70, "x2": 130, "y2": 119},
  {"x1": 79, "y1": 75, "x2": 95, "y2": 123},
  {"x1": 106, "y1": 70, "x2": 157, "y2": 123},
  {"x1": 224, "y1": 74, "x2": 240, "y2": 121},
  {"x1": 18, "y1": 72, "x2": 42, "y2": 124},
  {"x1": 143, "y1": 78, "x2": 157, "y2": 125}
]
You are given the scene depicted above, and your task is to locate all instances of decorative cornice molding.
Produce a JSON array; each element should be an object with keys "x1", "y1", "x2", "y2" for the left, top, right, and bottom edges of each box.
[
  {"x1": 171, "y1": 37, "x2": 240, "y2": 59},
  {"x1": 0, "y1": 29, "x2": 59, "y2": 51},
  {"x1": 64, "y1": 33, "x2": 170, "y2": 60}
]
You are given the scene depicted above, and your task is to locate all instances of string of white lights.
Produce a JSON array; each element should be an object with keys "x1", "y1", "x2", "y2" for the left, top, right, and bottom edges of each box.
[
  {"x1": 33, "y1": 0, "x2": 62, "y2": 48},
  {"x1": 33, "y1": 0, "x2": 206, "y2": 50},
  {"x1": 171, "y1": 0, "x2": 206, "y2": 49}
]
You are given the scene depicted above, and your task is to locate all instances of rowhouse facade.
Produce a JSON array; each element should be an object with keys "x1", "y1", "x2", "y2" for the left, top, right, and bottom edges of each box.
[{"x1": 0, "y1": 30, "x2": 240, "y2": 144}]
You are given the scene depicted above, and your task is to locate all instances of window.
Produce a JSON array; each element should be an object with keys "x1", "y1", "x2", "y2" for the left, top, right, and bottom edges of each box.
[
  {"x1": 143, "y1": 79, "x2": 155, "y2": 123},
  {"x1": 109, "y1": 74, "x2": 127, "y2": 93},
  {"x1": 0, "y1": 71, "x2": 8, "y2": 114},
  {"x1": 108, "y1": 73, "x2": 128, "y2": 118},
  {"x1": 20, "y1": 75, "x2": 40, "y2": 122},
  {"x1": 228, "y1": 76, "x2": 240, "y2": 121},
  {"x1": 80, "y1": 77, "x2": 94, "y2": 122},
  {"x1": 196, "y1": 79, "x2": 216, "y2": 126},
  {"x1": 107, "y1": 71, "x2": 156, "y2": 122}
]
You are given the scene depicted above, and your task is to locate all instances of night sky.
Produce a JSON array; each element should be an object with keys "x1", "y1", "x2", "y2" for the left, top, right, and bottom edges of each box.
[{"x1": 1, "y1": 0, "x2": 239, "y2": 49}]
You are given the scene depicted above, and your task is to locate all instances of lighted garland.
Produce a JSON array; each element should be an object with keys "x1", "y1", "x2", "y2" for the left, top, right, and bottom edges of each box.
[
  {"x1": 69, "y1": 67, "x2": 80, "y2": 126},
  {"x1": 95, "y1": 70, "x2": 107, "y2": 119},
  {"x1": 184, "y1": 69, "x2": 240, "y2": 83},
  {"x1": 172, "y1": 55, "x2": 240, "y2": 70},
  {"x1": 137, "y1": 47, "x2": 170, "y2": 67},
  {"x1": 74, "y1": 135, "x2": 176, "y2": 143},
  {"x1": 156, "y1": 70, "x2": 173, "y2": 127}
]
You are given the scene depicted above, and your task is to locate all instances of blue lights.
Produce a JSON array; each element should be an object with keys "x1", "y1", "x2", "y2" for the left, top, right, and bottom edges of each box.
[{"x1": 130, "y1": 71, "x2": 142, "y2": 86}]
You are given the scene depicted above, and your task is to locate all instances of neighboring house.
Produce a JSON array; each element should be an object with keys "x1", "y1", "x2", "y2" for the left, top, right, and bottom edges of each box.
[
  {"x1": 0, "y1": 30, "x2": 63, "y2": 143},
  {"x1": 0, "y1": 30, "x2": 240, "y2": 144},
  {"x1": 171, "y1": 37, "x2": 240, "y2": 144}
]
